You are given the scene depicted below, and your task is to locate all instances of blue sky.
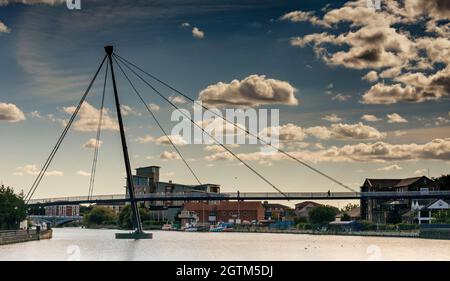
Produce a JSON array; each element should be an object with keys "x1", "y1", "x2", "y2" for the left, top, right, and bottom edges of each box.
[{"x1": 0, "y1": 0, "x2": 449, "y2": 207}]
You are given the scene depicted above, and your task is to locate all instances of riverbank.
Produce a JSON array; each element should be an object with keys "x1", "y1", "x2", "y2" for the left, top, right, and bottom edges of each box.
[
  {"x1": 231, "y1": 228, "x2": 419, "y2": 238},
  {"x1": 0, "y1": 229, "x2": 53, "y2": 246}
]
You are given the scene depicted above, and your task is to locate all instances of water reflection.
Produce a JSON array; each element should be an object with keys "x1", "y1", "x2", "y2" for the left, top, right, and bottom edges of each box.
[{"x1": 0, "y1": 228, "x2": 449, "y2": 261}]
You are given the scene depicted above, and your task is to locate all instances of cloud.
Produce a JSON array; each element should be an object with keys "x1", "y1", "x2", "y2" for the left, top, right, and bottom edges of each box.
[
  {"x1": 120, "y1": 105, "x2": 141, "y2": 116},
  {"x1": 285, "y1": 0, "x2": 450, "y2": 105},
  {"x1": 0, "y1": 102, "x2": 26, "y2": 122},
  {"x1": 387, "y1": 113, "x2": 408, "y2": 123},
  {"x1": 0, "y1": 21, "x2": 10, "y2": 33},
  {"x1": 76, "y1": 170, "x2": 91, "y2": 177},
  {"x1": 414, "y1": 168, "x2": 428, "y2": 176},
  {"x1": 362, "y1": 70, "x2": 378, "y2": 82},
  {"x1": 29, "y1": 110, "x2": 43, "y2": 119},
  {"x1": 331, "y1": 94, "x2": 351, "y2": 102},
  {"x1": 82, "y1": 138, "x2": 103, "y2": 149},
  {"x1": 148, "y1": 103, "x2": 160, "y2": 112},
  {"x1": 168, "y1": 95, "x2": 187, "y2": 104},
  {"x1": 198, "y1": 74, "x2": 298, "y2": 108},
  {"x1": 279, "y1": 10, "x2": 330, "y2": 28},
  {"x1": 361, "y1": 114, "x2": 381, "y2": 122},
  {"x1": 268, "y1": 123, "x2": 307, "y2": 142},
  {"x1": 435, "y1": 114, "x2": 450, "y2": 126},
  {"x1": 155, "y1": 135, "x2": 187, "y2": 146},
  {"x1": 134, "y1": 135, "x2": 155, "y2": 144},
  {"x1": 204, "y1": 144, "x2": 239, "y2": 153},
  {"x1": 13, "y1": 164, "x2": 63, "y2": 177},
  {"x1": 322, "y1": 114, "x2": 342, "y2": 122},
  {"x1": 376, "y1": 164, "x2": 402, "y2": 172},
  {"x1": 160, "y1": 151, "x2": 181, "y2": 160},
  {"x1": 134, "y1": 134, "x2": 187, "y2": 146},
  {"x1": 205, "y1": 138, "x2": 450, "y2": 163},
  {"x1": 192, "y1": 27, "x2": 204, "y2": 39},
  {"x1": 264, "y1": 122, "x2": 385, "y2": 141},
  {"x1": 62, "y1": 102, "x2": 118, "y2": 132},
  {"x1": 404, "y1": 0, "x2": 450, "y2": 21},
  {"x1": 328, "y1": 122, "x2": 386, "y2": 140}
]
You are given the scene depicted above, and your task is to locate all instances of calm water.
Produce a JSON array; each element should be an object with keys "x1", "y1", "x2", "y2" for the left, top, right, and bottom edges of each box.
[{"x1": 1, "y1": 228, "x2": 450, "y2": 261}]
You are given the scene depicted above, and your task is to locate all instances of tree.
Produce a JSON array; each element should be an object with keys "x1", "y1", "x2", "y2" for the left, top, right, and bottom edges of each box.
[
  {"x1": 117, "y1": 205, "x2": 151, "y2": 229},
  {"x1": 83, "y1": 206, "x2": 116, "y2": 226},
  {"x1": 433, "y1": 174, "x2": 450, "y2": 190},
  {"x1": 432, "y1": 210, "x2": 450, "y2": 224},
  {"x1": 340, "y1": 213, "x2": 351, "y2": 221},
  {"x1": 341, "y1": 203, "x2": 359, "y2": 212},
  {"x1": 308, "y1": 205, "x2": 338, "y2": 225},
  {"x1": 0, "y1": 185, "x2": 27, "y2": 230}
]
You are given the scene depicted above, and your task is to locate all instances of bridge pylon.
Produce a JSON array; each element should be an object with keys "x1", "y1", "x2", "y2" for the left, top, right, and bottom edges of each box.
[{"x1": 105, "y1": 45, "x2": 152, "y2": 239}]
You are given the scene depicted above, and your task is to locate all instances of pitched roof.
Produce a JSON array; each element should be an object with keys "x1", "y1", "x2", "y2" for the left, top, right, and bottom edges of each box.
[
  {"x1": 344, "y1": 207, "x2": 360, "y2": 218},
  {"x1": 364, "y1": 176, "x2": 431, "y2": 189},
  {"x1": 263, "y1": 203, "x2": 290, "y2": 210},
  {"x1": 295, "y1": 201, "x2": 322, "y2": 210}
]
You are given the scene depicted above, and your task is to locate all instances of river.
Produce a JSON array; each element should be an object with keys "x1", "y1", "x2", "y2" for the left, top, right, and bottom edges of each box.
[{"x1": 0, "y1": 228, "x2": 449, "y2": 261}]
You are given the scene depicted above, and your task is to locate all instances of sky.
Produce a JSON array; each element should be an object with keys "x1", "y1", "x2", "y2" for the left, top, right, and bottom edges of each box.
[{"x1": 0, "y1": 0, "x2": 449, "y2": 208}]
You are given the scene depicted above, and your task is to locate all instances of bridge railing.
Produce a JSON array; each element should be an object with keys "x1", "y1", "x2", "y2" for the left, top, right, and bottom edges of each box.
[{"x1": 27, "y1": 190, "x2": 450, "y2": 205}]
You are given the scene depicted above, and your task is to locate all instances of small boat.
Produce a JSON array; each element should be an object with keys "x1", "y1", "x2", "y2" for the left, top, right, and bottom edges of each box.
[
  {"x1": 184, "y1": 226, "x2": 198, "y2": 232},
  {"x1": 210, "y1": 223, "x2": 233, "y2": 232},
  {"x1": 210, "y1": 226, "x2": 226, "y2": 232},
  {"x1": 183, "y1": 223, "x2": 198, "y2": 232}
]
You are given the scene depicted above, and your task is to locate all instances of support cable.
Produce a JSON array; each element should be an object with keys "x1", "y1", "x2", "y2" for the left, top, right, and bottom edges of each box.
[
  {"x1": 113, "y1": 56, "x2": 202, "y2": 186},
  {"x1": 88, "y1": 63, "x2": 109, "y2": 199},
  {"x1": 113, "y1": 54, "x2": 287, "y2": 197},
  {"x1": 25, "y1": 55, "x2": 107, "y2": 203},
  {"x1": 114, "y1": 54, "x2": 356, "y2": 193}
]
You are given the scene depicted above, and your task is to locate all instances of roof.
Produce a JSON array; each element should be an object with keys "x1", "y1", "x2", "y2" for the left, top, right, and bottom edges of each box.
[
  {"x1": 263, "y1": 203, "x2": 291, "y2": 210},
  {"x1": 363, "y1": 176, "x2": 431, "y2": 189},
  {"x1": 295, "y1": 201, "x2": 322, "y2": 210},
  {"x1": 424, "y1": 199, "x2": 450, "y2": 210}
]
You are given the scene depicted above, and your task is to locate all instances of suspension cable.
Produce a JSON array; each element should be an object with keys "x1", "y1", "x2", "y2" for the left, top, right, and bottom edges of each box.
[
  {"x1": 25, "y1": 55, "x2": 107, "y2": 203},
  {"x1": 88, "y1": 63, "x2": 109, "y2": 199},
  {"x1": 113, "y1": 56, "x2": 202, "y2": 186},
  {"x1": 114, "y1": 54, "x2": 355, "y2": 193},
  {"x1": 113, "y1": 54, "x2": 287, "y2": 197}
]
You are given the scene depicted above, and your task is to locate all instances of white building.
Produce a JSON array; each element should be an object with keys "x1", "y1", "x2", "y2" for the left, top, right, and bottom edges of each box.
[{"x1": 410, "y1": 199, "x2": 450, "y2": 224}]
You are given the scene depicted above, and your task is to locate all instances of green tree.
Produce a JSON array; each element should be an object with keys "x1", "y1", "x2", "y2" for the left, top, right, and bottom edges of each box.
[
  {"x1": 83, "y1": 206, "x2": 116, "y2": 226},
  {"x1": 340, "y1": 213, "x2": 351, "y2": 221},
  {"x1": 117, "y1": 205, "x2": 151, "y2": 229},
  {"x1": 432, "y1": 210, "x2": 450, "y2": 224},
  {"x1": 0, "y1": 185, "x2": 27, "y2": 230},
  {"x1": 308, "y1": 205, "x2": 338, "y2": 225},
  {"x1": 433, "y1": 174, "x2": 450, "y2": 190}
]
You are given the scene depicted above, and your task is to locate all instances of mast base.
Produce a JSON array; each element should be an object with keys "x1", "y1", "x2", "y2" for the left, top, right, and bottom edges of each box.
[{"x1": 115, "y1": 231, "x2": 153, "y2": 239}]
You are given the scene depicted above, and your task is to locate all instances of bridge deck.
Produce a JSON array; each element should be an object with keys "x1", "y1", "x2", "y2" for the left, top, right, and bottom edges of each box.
[{"x1": 27, "y1": 191, "x2": 450, "y2": 206}]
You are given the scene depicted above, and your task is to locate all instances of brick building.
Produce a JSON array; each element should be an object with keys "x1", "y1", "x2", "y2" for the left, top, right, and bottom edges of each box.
[
  {"x1": 181, "y1": 201, "x2": 265, "y2": 225},
  {"x1": 45, "y1": 205, "x2": 80, "y2": 217},
  {"x1": 127, "y1": 165, "x2": 220, "y2": 221}
]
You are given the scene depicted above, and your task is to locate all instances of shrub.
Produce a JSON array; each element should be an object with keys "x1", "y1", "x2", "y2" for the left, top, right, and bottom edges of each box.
[
  {"x1": 397, "y1": 223, "x2": 418, "y2": 231},
  {"x1": 308, "y1": 206, "x2": 339, "y2": 225}
]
